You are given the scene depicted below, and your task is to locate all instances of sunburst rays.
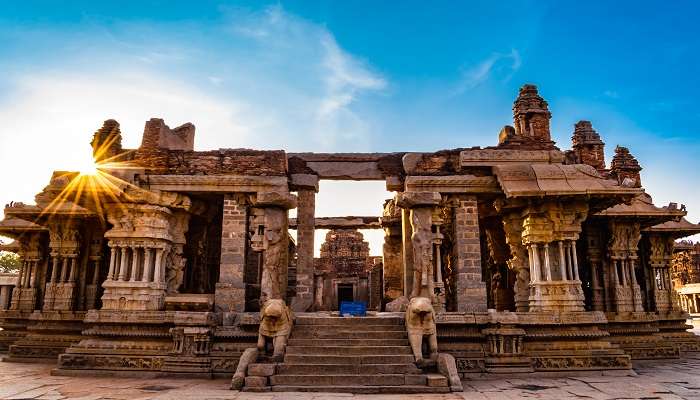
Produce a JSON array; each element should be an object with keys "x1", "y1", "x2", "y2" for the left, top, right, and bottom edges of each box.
[{"x1": 38, "y1": 141, "x2": 144, "y2": 223}]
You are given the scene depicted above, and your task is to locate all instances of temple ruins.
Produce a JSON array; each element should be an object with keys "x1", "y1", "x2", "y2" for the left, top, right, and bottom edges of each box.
[{"x1": 1, "y1": 84, "x2": 699, "y2": 393}]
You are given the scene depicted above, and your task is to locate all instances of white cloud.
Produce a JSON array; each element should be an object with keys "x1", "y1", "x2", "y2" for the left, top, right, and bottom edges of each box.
[{"x1": 454, "y1": 49, "x2": 521, "y2": 95}]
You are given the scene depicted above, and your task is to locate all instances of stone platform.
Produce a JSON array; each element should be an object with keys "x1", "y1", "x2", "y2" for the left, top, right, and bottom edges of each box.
[{"x1": 2, "y1": 356, "x2": 700, "y2": 399}]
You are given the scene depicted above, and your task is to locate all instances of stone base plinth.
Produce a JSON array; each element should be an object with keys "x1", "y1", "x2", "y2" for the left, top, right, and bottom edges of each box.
[
  {"x1": 605, "y1": 312, "x2": 680, "y2": 360},
  {"x1": 57, "y1": 310, "x2": 220, "y2": 377},
  {"x1": 655, "y1": 311, "x2": 700, "y2": 354},
  {"x1": 101, "y1": 281, "x2": 166, "y2": 311},
  {"x1": 528, "y1": 281, "x2": 585, "y2": 312},
  {"x1": 484, "y1": 356, "x2": 533, "y2": 373},
  {"x1": 4, "y1": 311, "x2": 85, "y2": 362},
  {"x1": 44, "y1": 283, "x2": 79, "y2": 311},
  {"x1": 0, "y1": 310, "x2": 31, "y2": 352},
  {"x1": 517, "y1": 311, "x2": 631, "y2": 372},
  {"x1": 611, "y1": 284, "x2": 644, "y2": 312},
  {"x1": 10, "y1": 288, "x2": 37, "y2": 312}
]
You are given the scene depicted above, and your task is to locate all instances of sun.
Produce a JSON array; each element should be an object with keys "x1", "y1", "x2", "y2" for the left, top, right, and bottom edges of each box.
[{"x1": 76, "y1": 155, "x2": 99, "y2": 176}]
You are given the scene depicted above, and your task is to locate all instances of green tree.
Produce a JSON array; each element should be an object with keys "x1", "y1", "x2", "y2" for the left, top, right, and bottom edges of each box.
[{"x1": 0, "y1": 251, "x2": 20, "y2": 274}]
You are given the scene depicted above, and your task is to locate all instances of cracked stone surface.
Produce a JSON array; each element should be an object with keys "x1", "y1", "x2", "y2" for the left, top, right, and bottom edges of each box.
[{"x1": 1, "y1": 355, "x2": 700, "y2": 399}]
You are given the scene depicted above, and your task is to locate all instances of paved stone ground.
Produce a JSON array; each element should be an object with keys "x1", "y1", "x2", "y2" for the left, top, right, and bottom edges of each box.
[{"x1": 1, "y1": 356, "x2": 700, "y2": 400}]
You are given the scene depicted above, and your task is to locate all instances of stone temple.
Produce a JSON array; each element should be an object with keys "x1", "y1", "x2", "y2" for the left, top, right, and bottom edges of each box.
[{"x1": 1, "y1": 84, "x2": 699, "y2": 393}]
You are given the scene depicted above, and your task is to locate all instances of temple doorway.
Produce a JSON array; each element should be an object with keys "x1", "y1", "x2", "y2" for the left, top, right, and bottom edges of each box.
[{"x1": 337, "y1": 284, "x2": 354, "y2": 304}]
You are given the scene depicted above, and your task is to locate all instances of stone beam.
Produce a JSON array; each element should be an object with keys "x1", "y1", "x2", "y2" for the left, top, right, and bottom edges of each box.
[
  {"x1": 460, "y1": 149, "x2": 565, "y2": 166},
  {"x1": 287, "y1": 153, "x2": 401, "y2": 180},
  {"x1": 144, "y1": 175, "x2": 288, "y2": 193},
  {"x1": 288, "y1": 216, "x2": 381, "y2": 230},
  {"x1": 404, "y1": 175, "x2": 501, "y2": 194}
]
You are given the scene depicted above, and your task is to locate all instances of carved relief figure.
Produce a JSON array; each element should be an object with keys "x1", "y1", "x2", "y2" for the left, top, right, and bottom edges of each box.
[
  {"x1": 410, "y1": 208, "x2": 434, "y2": 299},
  {"x1": 405, "y1": 296, "x2": 438, "y2": 364},
  {"x1": 257, "y1": 299, "x2": 293, "y2": 362},
  {"x1": 261, "y1": 210, "x2": 286, "y2": 302}
]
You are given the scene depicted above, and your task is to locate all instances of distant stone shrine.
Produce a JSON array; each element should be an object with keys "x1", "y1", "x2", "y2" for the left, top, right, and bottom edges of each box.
[{"x1": 1, "y1": 84, "x2": 699, "y2": 392}]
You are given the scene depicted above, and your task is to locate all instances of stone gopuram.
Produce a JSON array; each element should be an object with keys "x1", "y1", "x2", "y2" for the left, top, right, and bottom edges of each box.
[{"x1": 0, "y1": 84, "x2": 699, "y2": 392}]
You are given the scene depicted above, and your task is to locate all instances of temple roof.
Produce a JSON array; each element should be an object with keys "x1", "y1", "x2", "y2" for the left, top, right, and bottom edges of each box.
[
  {"x1": 492, "y1": 163, "x2": 639, "y2": 198},
  {"x1": 0, "y1": 216, "x2": 47, "y2": 235},
  {"x1": 5, "y1": 200, "x2": 92, "y2": 221},
  {"x1": 597, "y1": 193, "x2": 686, "y2": 227},
  {"x1": 644, "y1": 217, "x2": 700, "y2": 238},
  {"x1": 0, "y1": 240, "x2": 20, "y2": 253}
]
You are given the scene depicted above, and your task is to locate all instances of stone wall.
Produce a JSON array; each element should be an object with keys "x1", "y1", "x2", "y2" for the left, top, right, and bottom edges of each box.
[
  {"x1": 215, "y1": 194, "x2": 248, "y2": 313},
  {"x1": 453, "y1": 195, "x2": 487, "y2": 312}
]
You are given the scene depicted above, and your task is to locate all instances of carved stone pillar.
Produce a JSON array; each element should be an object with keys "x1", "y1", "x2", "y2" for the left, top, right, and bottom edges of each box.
[
  {"x1": 253, "y1": 191, "x2": 296, "y2": 305},
  {"x1": 647, "y1": 234, "x2": 674, "y2": 313},
  {"x1": 101, "y1": 201, "x2": 190, "y2": 312},
  {"x1": 396, "y1": 192, "x2": 445, "y2": 306},
  {"x1": 381, "y1": 198, "x2": 403, "y2": 302},
  {"x1": 607, "y1": 221, "x2": 643, "y2": 312},
  {"x1": 521, "y1": 200, "x2": 587, "y2": 312},
  {"x1": 290, "y1": 174, "x2": 318, "y2": 312},
  {"x1": 502, "y1": 212, "x2": 530, "y2": 312}
]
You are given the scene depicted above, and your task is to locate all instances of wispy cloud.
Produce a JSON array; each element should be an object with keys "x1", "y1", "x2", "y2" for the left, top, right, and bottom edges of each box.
[
  {"x1": 453, "y1": 49, "x2": 521, "y2": 95},
  {"x1": 603, "y1": 90, "x2": 620, "y2": 99}
]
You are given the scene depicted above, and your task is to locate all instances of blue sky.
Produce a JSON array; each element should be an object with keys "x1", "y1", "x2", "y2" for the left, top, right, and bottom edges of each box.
[{"x1": 0, "y1": 1, "x2": 699, "y2": 251}]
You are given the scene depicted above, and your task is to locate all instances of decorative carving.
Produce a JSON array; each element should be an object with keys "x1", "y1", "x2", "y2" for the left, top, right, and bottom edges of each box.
[
  {"x1": 405, "y1": 297, "x2": 438, "y2": 364},
  {"x1": 257, "y1": 299, "x2": 293, "y2": 362}
]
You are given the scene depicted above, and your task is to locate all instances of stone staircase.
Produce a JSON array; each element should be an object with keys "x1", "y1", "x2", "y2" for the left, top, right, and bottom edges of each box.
[{"x1": 264, "y1": 314, "x2": 450, "y2": 393}]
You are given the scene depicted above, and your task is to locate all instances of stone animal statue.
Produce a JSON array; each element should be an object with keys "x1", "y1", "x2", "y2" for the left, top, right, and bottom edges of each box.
[
  {"x1": 257, "y1": 299, "x2": 293, "y2": 362},
  {"x1": 405, "y1": 296, "x2": 438, "y2": 364}
]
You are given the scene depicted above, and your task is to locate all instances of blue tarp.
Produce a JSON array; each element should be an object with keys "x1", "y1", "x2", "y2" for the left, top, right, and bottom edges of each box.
[{"x1": 339, "y1": 301, "x2": 367, "y2": 316}]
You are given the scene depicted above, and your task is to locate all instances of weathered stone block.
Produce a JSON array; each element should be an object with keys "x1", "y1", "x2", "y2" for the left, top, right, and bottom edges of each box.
[
  {"x1": 248, "y1": 363, "x2": 276, "y2": 377},
  {"x1": 244, "y1": 375, "x2": 269, "y2": 388}
]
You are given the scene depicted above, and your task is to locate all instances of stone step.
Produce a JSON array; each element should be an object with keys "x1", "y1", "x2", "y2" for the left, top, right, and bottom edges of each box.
[
  {"x1": 287, "y1": 338, "x2": 409, "y2": 347},
  {"x1": 270, "y1": 385, "x2": 451, "y2": 394},
  {"x1": 284, "y1": 354, "x2": 415, "y2": 365},
  {"x1": 270, "y1": 374, "x2": 412, "y2": 386},
  {"x1": 293, "y1": 324, "x2": 405, "y2": 332},
  {"x1": 286, "y1": 345, "x2": 413, "y2": 356},
  {"x1": 276, "y1": 363, "x2": 422, "y2": 375},
  {"x1": 295, "y1": 317, "x2": 403, "y2": 326},
  {"x1": 292, "y1": 329, "x2": 407, "y2": 340}
]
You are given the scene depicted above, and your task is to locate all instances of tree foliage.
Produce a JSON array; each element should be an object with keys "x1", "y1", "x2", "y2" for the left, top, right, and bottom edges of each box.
[{"x1": 0, "y1": 251, "x2": 21, "y2": 274}]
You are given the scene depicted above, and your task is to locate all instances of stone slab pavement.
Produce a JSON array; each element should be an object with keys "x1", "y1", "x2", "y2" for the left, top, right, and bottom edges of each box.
[{"x1": 0, "y1": 356, "x2": 700, "y2": 400}]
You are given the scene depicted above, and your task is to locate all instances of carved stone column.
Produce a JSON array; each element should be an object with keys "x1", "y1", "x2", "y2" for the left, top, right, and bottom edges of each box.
[
  {"x1": 607, "y1": 221, "x2": 643, "y2": 312},
  {"x1": 502, "y1": 212, "x2": 529, "y2": 312},
  {"x1": 102, "y1": 202, "x2": 189, "y2": 312},
  {"x1": 253, "y1": 191, "x2": 297, "y2": 305},
  {"x1": 521, "y1": 201, "x2": 587, "y2": 312},
  {"x1": 290, "y1": 174, "x2": 318, "y2": 312},
  {"x1": 381, "y1": 198, "x2": 403, "y2": 302},
  {"x1": 647, "y1": 233, "x2": 674, "y2": 313},
  {"x1": 396, "y1": 192, "x2": 441, "y2": 304}
]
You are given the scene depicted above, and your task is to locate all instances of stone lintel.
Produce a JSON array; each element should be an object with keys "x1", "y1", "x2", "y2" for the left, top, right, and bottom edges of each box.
[
  {"x1": 254, "y1": 191, "x2": 297, "y2": 209},
  {"x1": 0, "y1": 273, "x2": 18, "y2": 286},
  {"x1": 288, "y1": 216, "x2": 381, "y2": 230},
  {"x1": 460, "y1": 149, "x2": 565, "y2": 166},
  {"x1": 289, "y1": 174, "x2": 319, "y2": 191},
  {"x1": 385, "y1": 176, "x2": 403, "y2": 192},
  {"x1": 405, "y1": 175, "x2": 501, "y2": 194},
  {"x1": 395, "y1": 191, "x2": 441, "y2": 208},
  {"x1": 305, "y1": 161, "x2": 384, "y2": 180},
  {"x1": 145, "y1": 175, "x2": 288, "y2": 193}
]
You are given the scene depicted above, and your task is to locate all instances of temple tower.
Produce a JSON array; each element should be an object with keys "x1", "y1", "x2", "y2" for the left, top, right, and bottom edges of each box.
[
  {"x1": 610, "y1": 146, "x2": 642, "y2": 188},
  {"x1": 512, "y1": 84, "x2": 552, "y2": 141},
  {"x1": 571, "y1": 120, "x2": 606, "y2": 172}
]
